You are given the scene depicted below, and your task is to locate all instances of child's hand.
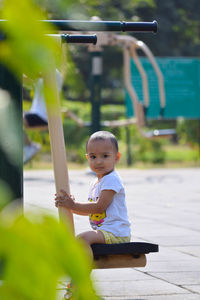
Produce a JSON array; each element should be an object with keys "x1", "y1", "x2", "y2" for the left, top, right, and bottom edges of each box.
[{"x1": 55, "y1": 189, "x2": 75, "y2": 209}]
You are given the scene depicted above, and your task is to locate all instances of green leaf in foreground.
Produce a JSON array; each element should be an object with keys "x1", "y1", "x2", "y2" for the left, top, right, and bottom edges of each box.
[{"x1": 0, "y1": 211, "x2": 98, "y2": 300}]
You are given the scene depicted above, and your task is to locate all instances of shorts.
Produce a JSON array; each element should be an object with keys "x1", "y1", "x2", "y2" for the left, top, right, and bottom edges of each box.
[
  {"x1": 24, "y1": 113, "x2": 48, "y2": 127},
  {"x1": 99, "y1": 229, "x2": 131, "y2": 244}
]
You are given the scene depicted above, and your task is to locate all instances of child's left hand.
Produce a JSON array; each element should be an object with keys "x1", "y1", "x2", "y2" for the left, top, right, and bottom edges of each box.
[{"x1": 55, "y1": 189, "x2": 75, "y2": 209}]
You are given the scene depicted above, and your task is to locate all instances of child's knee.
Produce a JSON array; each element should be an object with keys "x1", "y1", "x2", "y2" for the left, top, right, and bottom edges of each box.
[
  {"x1": 77, "y1": 230, "x2": 105, "y2": 245},
  {"x1": 77, "y1": 232, "x2": 91, "y2": 245}
]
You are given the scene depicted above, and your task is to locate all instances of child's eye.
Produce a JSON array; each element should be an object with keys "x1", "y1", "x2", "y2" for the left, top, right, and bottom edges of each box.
[
  {"x1": 90, "y1": 155, "x2": 96, "y2": 159},
  {"x1": 103, "y1": 154, "x2": 109, "y2": 158}
]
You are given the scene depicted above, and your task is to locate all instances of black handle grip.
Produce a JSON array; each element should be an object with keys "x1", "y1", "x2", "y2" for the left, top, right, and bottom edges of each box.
[
  {"x1": 122, "y1": 20, "x2": 157, "y2": 33},
  {"x1": 61, "y1": 34, "x2": 97, "y2": 44}
]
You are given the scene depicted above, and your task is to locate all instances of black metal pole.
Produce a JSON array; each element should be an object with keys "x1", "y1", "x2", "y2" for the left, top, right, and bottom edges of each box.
[
  {"x1": 41, "y1": 20, "x2": 157, "y2": 33},
  {"x1": 1, "y1": 19, "x2": 158, "y2": 33}
]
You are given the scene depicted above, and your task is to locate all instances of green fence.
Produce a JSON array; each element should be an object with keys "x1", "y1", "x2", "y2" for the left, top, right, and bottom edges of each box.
[{"x1": 125, "y1": 57, "x2": 200, "y2": 119}]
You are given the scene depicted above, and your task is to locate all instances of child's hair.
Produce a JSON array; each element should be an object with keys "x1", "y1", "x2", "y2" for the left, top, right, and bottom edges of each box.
[{"x1": 86, "y1": 131, "x2": 118, "y2": 152}]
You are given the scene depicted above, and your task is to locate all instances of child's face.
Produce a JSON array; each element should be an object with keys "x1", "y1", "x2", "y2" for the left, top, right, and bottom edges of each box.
[{"x1": 86, "y1": 139, "x2": 121, "y2": 179}]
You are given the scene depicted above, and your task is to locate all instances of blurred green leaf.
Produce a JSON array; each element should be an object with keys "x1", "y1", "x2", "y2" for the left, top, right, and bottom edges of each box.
[
  {"x1": 0, "y1": 0, "x2": 61, "y2": 79},
  {"x1": 0, "y1": 211, "x2": 98, "y2": 300}
]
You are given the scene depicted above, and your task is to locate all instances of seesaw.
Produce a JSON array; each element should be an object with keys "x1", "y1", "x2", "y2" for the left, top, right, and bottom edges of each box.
[
  {"x1": 92, "y1": 242, "x2": 158, "y2": 269},
  {"x1": 42, "y1": 19, "x2": 159, "y2": 269}
]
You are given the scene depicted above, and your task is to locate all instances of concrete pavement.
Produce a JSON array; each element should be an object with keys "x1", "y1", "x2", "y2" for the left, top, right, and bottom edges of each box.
[{"x1": 24, "y1": 168, "x2": 200, "y2": 299}]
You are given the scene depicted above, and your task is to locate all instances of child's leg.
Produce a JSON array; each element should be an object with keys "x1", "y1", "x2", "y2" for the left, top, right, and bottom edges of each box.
[{"x1": 77, "y1": 230, "x2": 105, "y2": 262}]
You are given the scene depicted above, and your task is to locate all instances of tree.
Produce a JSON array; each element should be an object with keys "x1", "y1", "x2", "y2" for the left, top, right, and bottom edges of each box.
[{"x1": 133, "y1": 0, "x2": 200, "y2": 56}]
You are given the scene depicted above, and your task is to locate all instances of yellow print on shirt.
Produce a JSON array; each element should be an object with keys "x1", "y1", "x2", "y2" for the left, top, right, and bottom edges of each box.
[{"x1": 89, "y1": 197, "x2": 106, "y2": 227}]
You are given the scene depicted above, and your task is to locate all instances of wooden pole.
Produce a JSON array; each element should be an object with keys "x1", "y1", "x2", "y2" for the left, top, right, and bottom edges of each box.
[{"x1": 43, "y1": 66, "x2": 74, "y2": 232}]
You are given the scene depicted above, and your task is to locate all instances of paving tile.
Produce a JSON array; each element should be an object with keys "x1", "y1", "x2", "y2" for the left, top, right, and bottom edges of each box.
[
  {"x1": 145, "y1": 234, "x2": 200, "y2": 247},
  {"x1": 173, "y1": 246, "x2": 200, "y2": 258},
  {"x1": 132, "y1": 222, "x2": 198, "y2": 238},
  {"x1": 92, "y1": 269, "x2": 152, "y2": 282},
  {"x1": 103, "y1": 295, "x2": 200, "y2": 300},
  {"x1": 95, "y1": 278, "x2": 186, "y2": 297},
  {"x1": 182, "y1": 284, "x2": 200, "y2": 294},
  {"x1": 143, "y1": 258, "x2": 200, "y2": 273},
  {"x1": 146, "y1": 246, "x2": 196, "y2": 262},
  {"x1": 147, "y1": 271, "x2": 200, "y2": 285}
]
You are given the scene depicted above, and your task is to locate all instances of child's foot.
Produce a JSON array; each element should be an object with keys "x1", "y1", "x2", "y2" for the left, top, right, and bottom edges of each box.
[
  {"x1": 62, "y1": 290, "x2": 72, "y2": 299},
  {"x1": 62, "y1": 282, "x2": 73, "y2": 300}
]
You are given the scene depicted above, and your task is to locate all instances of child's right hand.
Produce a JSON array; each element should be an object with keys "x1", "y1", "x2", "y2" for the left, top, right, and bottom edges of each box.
[{"x1": 55, "y1": 189, "x2": 76, "y2": 209}]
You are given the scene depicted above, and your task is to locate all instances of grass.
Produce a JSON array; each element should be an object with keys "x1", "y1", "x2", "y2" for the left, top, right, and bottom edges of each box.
[{"x1": 165, "y1": 145, "x2": 199, "y2": 162}]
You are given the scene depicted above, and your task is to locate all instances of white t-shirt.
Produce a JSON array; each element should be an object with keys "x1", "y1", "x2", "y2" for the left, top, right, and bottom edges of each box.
[
  {"x1": 30, "y1": 69, "x2": 62, "y2": 122},
  {"x1": 88, "y1": 170, "x2": 131, "y2": 237}
]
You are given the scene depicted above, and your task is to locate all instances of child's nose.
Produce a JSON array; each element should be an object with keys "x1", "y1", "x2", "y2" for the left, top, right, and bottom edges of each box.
[{"x1": 96, "y1": 157, "x2": 103, "y2": 164}]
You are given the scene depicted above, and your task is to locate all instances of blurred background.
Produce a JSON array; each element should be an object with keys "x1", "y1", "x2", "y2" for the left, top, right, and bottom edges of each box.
[{"x1": 22, "y1": 0, "x2": 200, "y2": 170}]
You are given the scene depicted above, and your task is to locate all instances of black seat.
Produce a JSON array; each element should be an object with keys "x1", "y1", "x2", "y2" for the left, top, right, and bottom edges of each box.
[{"x1": 91, "y1": 242, "x2": 159, "y2": 259}]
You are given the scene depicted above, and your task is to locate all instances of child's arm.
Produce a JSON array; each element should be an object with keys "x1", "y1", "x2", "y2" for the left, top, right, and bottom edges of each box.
[
  {"x1": 55, "y1": 189, "x2": 115, "y2": 214},
  {"x1": 71, "y1": 209, "x2": 89, "y2": 216}
]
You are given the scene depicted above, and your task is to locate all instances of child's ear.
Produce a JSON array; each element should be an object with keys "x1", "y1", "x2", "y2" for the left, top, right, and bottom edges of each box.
[
  {"x1": 86, "y1": 154, "x2": 89, "y2": 160},
  {"x1": 116, "y1": 152, "x2": 121, "y2": 162}
]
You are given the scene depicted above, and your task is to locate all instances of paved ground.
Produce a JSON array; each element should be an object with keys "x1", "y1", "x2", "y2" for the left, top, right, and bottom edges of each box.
[{"x1": 24, "y1": 168, "x2": 200, "y2": 300}]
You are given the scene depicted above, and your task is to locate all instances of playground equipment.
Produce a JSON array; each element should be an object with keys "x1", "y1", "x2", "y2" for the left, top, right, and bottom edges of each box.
[
  {"x1": 0, "y1": 19, "x2": 159, "y2": 271},
  {"x1": 88, "y1": 29, "x2": 176, "y2": 138},
  {"x1": 42, "y1": 19, "x2": 159, "y2": 270},
  {"x1": 55, "y1": 24, "x2": 176, "y2": 139},
  {"x1": 24, "y1": 20, "x2": 177, "y2": 140}
]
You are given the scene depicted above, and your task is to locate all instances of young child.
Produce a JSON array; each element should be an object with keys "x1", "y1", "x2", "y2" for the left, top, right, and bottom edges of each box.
[{"x1": 55, "y1": 130, "x2": 131, "y2": 260}]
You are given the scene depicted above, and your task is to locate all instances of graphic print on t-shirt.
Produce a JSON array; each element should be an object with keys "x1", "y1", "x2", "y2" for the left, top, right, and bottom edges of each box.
[{"x1": 89, "y1": 197, "x2": 106, "y2": 228}]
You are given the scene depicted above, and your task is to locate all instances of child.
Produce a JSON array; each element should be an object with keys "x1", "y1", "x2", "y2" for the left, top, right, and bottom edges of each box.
[{"x1": 55, "y1": 130, "x2": 131, "y2": 260}]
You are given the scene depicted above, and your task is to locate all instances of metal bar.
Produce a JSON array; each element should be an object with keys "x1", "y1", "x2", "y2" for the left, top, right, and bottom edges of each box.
[
  {"x1": 0, "y1": 19, "x2": 158, "y2": 33},
  {"x1": 41, "y1": 20, "x2": 157, "y2": 33}
]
